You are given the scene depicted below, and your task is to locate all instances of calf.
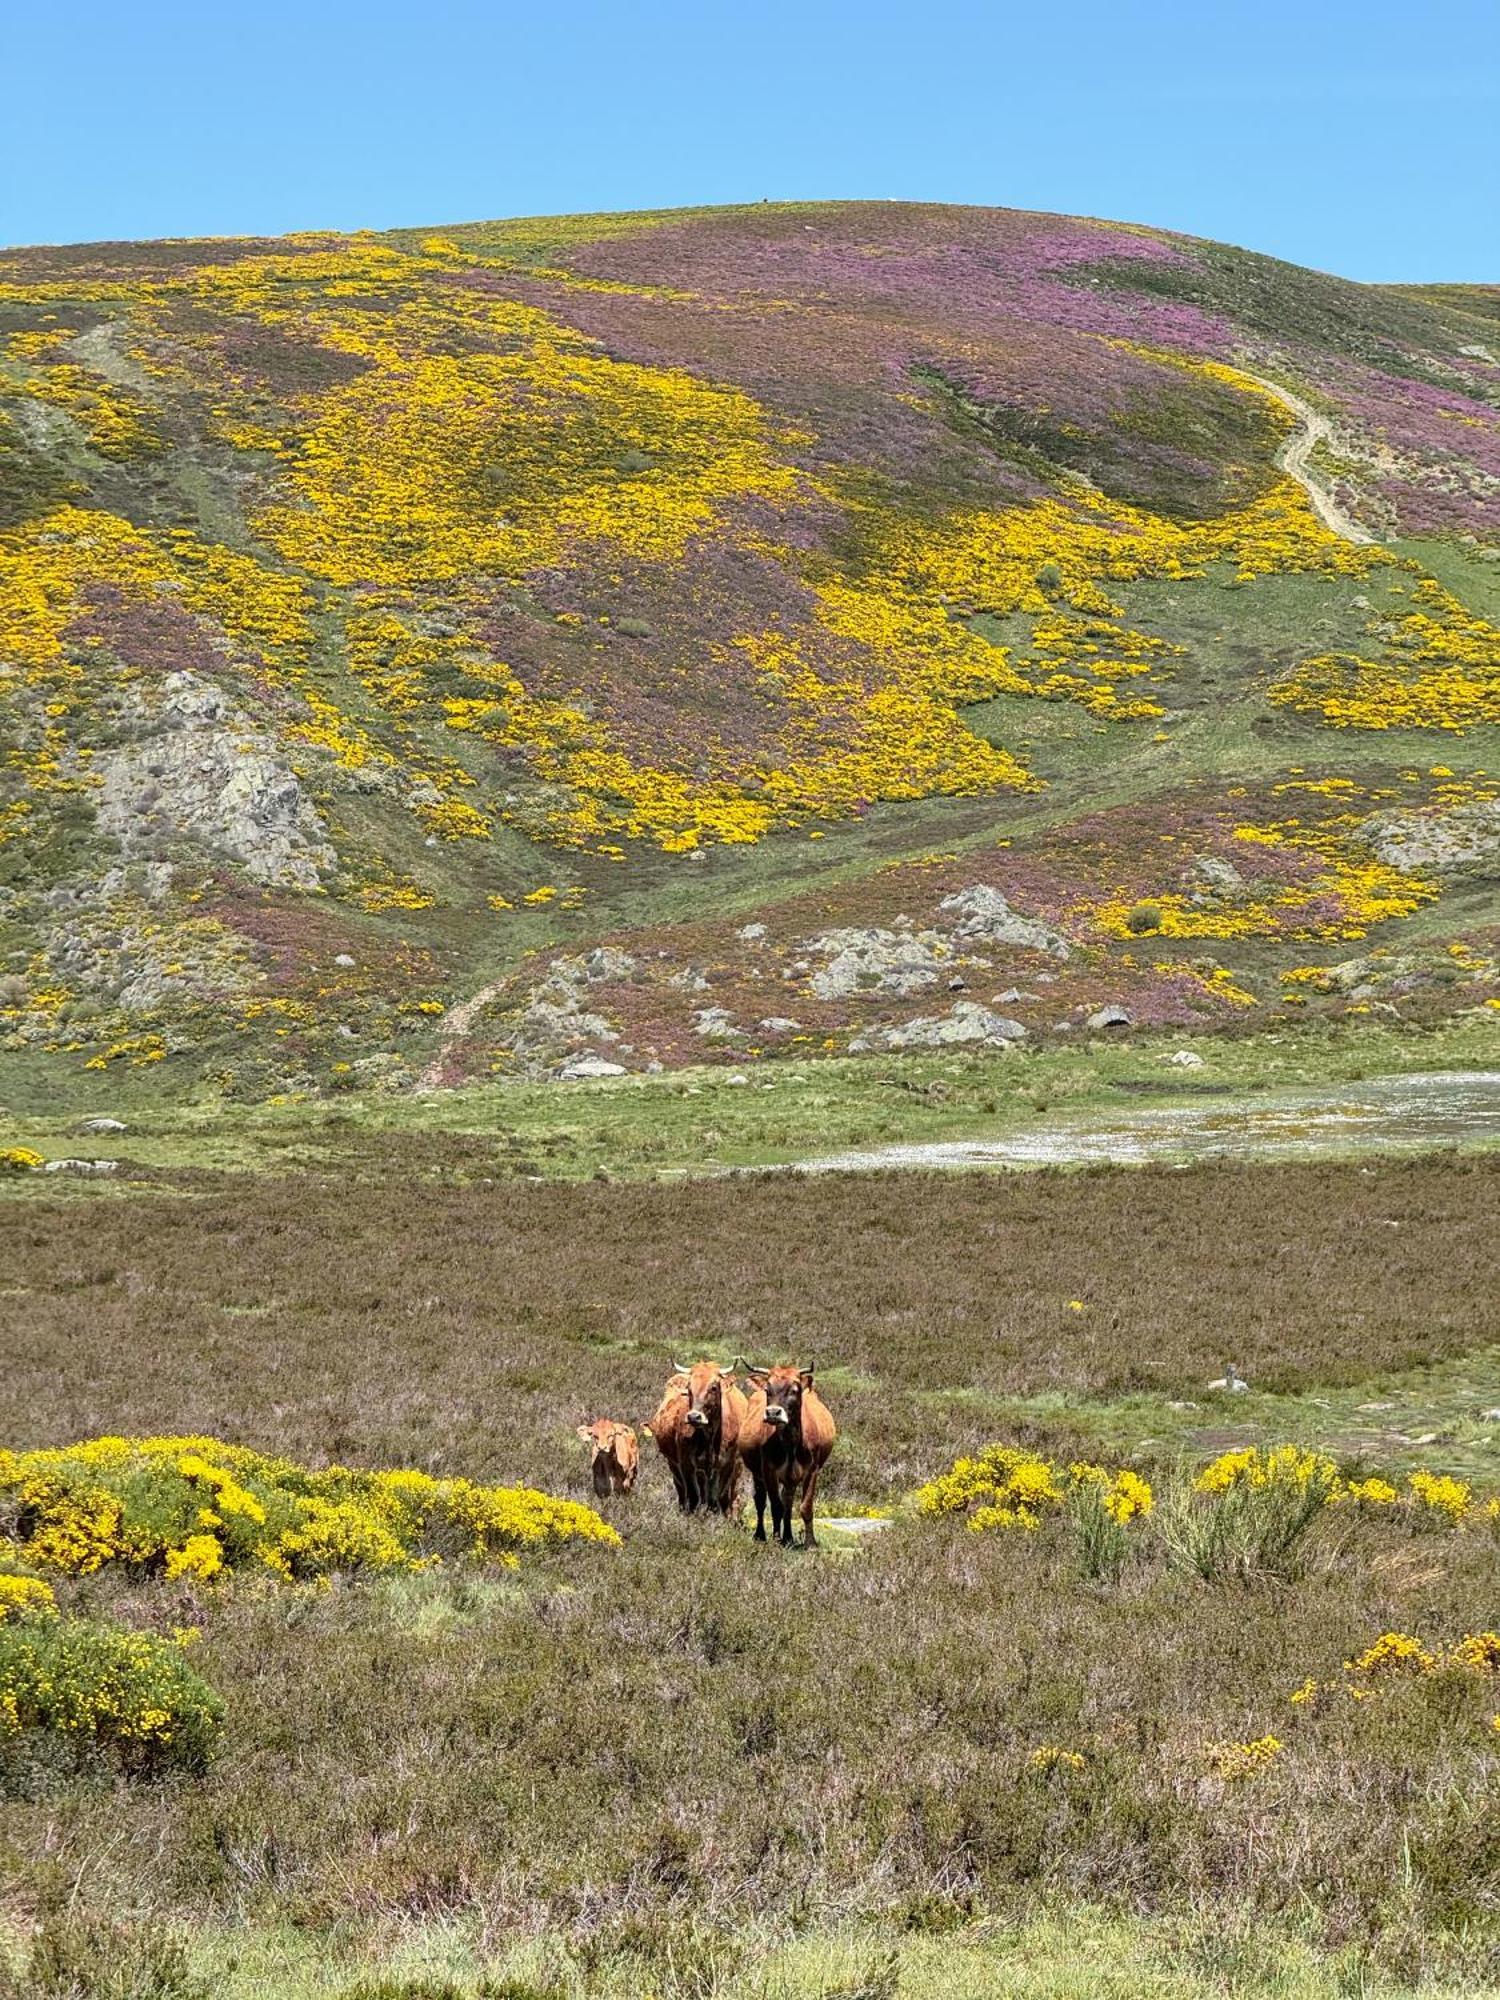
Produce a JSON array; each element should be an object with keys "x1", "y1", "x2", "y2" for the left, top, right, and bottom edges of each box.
[
  {"x1": 737, "y1": 1364, "x2": 836, "y2": 1548},
  {"x1": 650, "y1": 1361, "x2": 746, "y2": 1514},
  {"x1": 575, "y1": 1419, "x2": 639, "y2": 1499}
]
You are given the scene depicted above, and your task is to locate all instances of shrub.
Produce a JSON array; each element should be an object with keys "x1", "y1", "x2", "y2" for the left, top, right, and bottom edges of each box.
[
  {"x1": 1124, "y1": 901, "x2": 1164, "y2": 935},
  {"x1": 1066, "y1": 1467, "x2": 1153, "y2": 1580},
  {"x1": 0, "y1": 1436, "x2": 619, "y2": 1586},
  {"x1": 916, "y1": 1446, "x2": 1153, "y2": 1574},
  {"x1": 1161, "y1": 1446, "x2": 1338, "y2": 1583},
  {"x1": 0, "y1": 1615, "x2": 224, "y2": 1781},
  {"x1": 0, "y1": 1148, "x2": 43, "y2": 1174},
  {"x1": 0, "y1": 1913, "x2": 208, "y2": 2000}
]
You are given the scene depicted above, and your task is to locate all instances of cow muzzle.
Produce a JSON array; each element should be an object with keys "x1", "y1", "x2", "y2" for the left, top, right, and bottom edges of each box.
[
  {"x1": 686, "y1": 1409, "x2": 710, "y2": 1429},
  {"x1": 766, "y1": 1405, "x2": 790, "y2": 1427}
]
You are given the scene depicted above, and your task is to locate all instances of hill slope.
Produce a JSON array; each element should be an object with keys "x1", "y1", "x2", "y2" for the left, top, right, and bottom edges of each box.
[{"x1": 1, "y1": 200, "x2": 1498, "y2": 1104}]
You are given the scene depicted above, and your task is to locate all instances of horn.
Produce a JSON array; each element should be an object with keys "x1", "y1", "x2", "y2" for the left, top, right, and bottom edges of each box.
[{"x1": 671, "y1": 1360, "x2": 693, "y2": 1377}]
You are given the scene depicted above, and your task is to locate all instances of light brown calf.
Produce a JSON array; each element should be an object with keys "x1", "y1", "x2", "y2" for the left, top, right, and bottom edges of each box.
[{"x1": 575, "y1": 1419, "x2": 639, "y2": 1499}]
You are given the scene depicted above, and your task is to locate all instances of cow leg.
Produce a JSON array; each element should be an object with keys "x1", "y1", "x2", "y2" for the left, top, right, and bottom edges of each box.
[
  {"x1": 800, "y1": 1463, "x2": 821, "y2": 1548},
  {"x1": 669, "y1": 1461, "x2": 690, "y2": 1511},
  {"x1": 765, "y1": 1467, "x2": 787, "y2": 1544},
  {"x1": 776, "y1": 1466, "x2": 797, "y2": 1547},
  {"x1": 750, "y1": 1466, "x2": 769, "y2": 1541}
]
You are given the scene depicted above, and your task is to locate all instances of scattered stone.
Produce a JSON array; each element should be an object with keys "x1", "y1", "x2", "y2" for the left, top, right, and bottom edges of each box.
[
  {"x1": 1480, "y1": 1409, "x2": 1500, "y2": 1424},
  {"x1": 938, "y1": 885, "x2": 1070, "y2": 958},
  {"x1": 76, "y1": 1116, "x2": 127, "y2": 1133},
  {"x1": 41, "y1": 1158, "x2": 119, "y2": 1176},
  {"x1": 556, "y1": 1055, "x2": 627, "y2": 1081},
  {"x1": 724, "y1": 1073, "x2": 750, "y2": 1086},
  {"x1": 1186, "y1": 855, "x2": 1246, "y2": 904},
  {"x1": 737, "y1": 922, "x2": 767, "y2": 942},
  {"x1": 1086, "y1": 1004, "x2": 1133, "y2": 1031},
  {"x1": 757, "y1": 1017, "x2": 802, "y2": 1033},
  {"x1": 1167, "y1": 1050, "x2": 1205, "y2": 1068},
  {"x1": 334, "y1": 953, "x2": 357, "y2": 968},
  {"x1": 1207, "y1": 1364, "x2": 1249, "y2": 1393},
  {"x1": 692, "y1": 1006, "x2": 746, "y2": 1041}
]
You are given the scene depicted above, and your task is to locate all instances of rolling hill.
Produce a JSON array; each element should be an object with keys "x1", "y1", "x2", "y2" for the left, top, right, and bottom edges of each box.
[{"x1": 1, "y1": 200, "x2": 1498, "y2": 1107}]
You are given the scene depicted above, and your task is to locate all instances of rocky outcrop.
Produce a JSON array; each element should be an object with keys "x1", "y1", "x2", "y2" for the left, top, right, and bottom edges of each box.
[
  {"x1": 93, "y1": 672, "x2": 335, "y2": 890},
  {"x1": 850, "y1": 1002, "x2": 1027, "y2": 1052},
  {"x1": 1359, "y1": 803, "x2": 1500, "y2": 874},
  {"x1": 806, "y1": 926, "x2": 949, "y2": 1000},
  {"x1": 937, "y1": 886, "x2": 1071, "y2": 958}
]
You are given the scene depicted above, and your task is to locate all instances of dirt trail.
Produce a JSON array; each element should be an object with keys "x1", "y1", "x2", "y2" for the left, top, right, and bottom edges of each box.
[
  {"x1": 1242, "y1": 369, "x2": 1375, "y2": 544},
  {"x1": 416, "y1": 980, "x2": 507, "y2": 1093}
]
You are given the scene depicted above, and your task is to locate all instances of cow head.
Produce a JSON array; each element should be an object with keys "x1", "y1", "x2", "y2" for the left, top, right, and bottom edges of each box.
[
  {"x1": 576, "y1": 1419, "x2": 624, "y2": 1460},
  {"x1": 745, "y1": 1363, "x2": 814, "y2": 1431},
  {"x1": 674, "y1": 1360, "x2": 736, "y2": 1433}
]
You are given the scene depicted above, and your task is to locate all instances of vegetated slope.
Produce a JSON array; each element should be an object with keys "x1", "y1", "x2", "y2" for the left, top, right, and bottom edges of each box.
[{"x1": 0, "y1": 200, "x2": 1498, "y2": 1104}]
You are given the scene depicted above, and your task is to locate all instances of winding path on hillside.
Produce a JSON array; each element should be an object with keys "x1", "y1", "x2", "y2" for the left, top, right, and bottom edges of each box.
[
  {"x1": 1241, "y1": 369, "x2": 1375, "y2": 544},
  {"x1": 416, "y1": 980, "x2": 508, "y2": 1093}
]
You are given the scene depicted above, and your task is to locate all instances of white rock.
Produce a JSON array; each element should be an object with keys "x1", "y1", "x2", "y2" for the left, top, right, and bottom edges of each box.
[
  {"x1": 556, "y1": 1056, "x2": 627, "y2": 1081},
  {"x1": 77, "y1": 1116, "x2": 127, "y2": 1133},
  {"x1": 42, "y1": 1158, "x2": 120, "y2": 1176},
  {"x1": 334, "y1": 953, "x2": 356, "y2": 968},
  {"x1": 1087, "y1": 1005, "x2": 1133, "y2": 1031},
  {"x1": 1168, "y1": 1050, "x2": 1205, "y2": 1068},
  {"x1": 737, "y1": 923, "x2": 767, "y2": 942}
]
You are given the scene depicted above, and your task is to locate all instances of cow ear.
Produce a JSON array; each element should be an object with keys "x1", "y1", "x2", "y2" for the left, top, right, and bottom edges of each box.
[
  {"x1": 575, "y1": 1425, "x2": 593, "y2": 1440},
  {"x1": 798, "y1": 1368, "x2": 815, "y2": 1387}
]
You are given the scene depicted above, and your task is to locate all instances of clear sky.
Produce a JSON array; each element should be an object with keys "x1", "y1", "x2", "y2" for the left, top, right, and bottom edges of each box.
[{"x1": 3, "y1": 0, "x2": 1496, "y2": 282}]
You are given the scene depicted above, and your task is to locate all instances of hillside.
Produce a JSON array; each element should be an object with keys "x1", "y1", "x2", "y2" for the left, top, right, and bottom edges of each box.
[{"x1": 1, "y1": 200, "x2": 1498, "y2": 1107}]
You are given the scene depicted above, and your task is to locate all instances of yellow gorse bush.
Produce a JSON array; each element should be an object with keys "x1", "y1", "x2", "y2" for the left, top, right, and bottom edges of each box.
[
  {"x1": 0, "y1": 1612, "x2": 224, "y2": 1774},
  {"x1": 0, "y1": 1435, "x2": 618, "y2": 1585},
  {"x1": 1205, "y1": 1734, "x2": 1283, "y2": 1781},
  {"x1": 1289, "y1": 1629, "x2": 1500, "y2": 1713},
  {"x1": 1193, "y1": 1445, "x2": 1340, "y2": 1498},
  {"x1": 0, "y1": 1572, "x2": 56, "y2": 1621},
  {"x1": 914, "y1": 1444, "x2": 1153, "y2": 1536}
]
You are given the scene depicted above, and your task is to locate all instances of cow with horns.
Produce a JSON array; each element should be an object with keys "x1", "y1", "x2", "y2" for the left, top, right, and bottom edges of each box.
[
  {"x1": 649, "y1": 1361, "x2": 747, "y2": 1514},
  {"x1": 737, "y1": 1363, "x2": 836, "y2": 1547}
]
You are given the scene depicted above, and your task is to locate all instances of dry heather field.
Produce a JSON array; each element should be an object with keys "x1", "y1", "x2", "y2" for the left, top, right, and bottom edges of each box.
[{"x1": 4, "y1": 1156, "x2": 1500, "y2": 1999}]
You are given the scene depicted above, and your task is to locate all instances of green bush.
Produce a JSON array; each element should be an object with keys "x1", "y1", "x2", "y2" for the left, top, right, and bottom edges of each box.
[
  {"x1": 0, "y1": 1914, "x2": 207, "y2": 2000},
  {"x1": 0, "y1": 1615, "x2": 224, "y2": 1786}
]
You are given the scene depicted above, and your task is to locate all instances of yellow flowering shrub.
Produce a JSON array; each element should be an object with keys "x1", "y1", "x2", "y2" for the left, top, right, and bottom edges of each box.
[
  {"x1": 1290, "y1": 1629, "x2": 1500, "y2": 1714},
  {"x1": 1408, "y1": 1469, "x2": 1472, "y2": 1526},
  {"x1": 1029, "y1": 1744, "x2": 1087, "y2": 1772},
  {"x1": 914, "y1": 1444, "x2": 1152, "y2": 1564},
  {"x1": 0, "y1": 1571, "x2": 56, "y2": 1622},
  {"x1": 0, "y1": 1613, "x2": 224, "y2": 1776},
  {"x1": 1205, "y1": 1734, "x2": 1283, "y2": 1781},
  {"x1": 0, "y1": 1435, "x2": 618, "y2": 1584},
  {"x1": 0, "y1": 1148, "x2": 44, "y2": 1173}
]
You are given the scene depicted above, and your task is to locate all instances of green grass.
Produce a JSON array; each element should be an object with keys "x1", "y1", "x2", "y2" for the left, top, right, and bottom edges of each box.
[{"x1": 3, "y1": 1008, "x2": 1497, "y2": 1189}]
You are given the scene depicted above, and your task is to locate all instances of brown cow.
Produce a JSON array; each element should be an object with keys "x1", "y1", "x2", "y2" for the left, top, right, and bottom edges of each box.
[
  {"x1": 737, "y1": 1363, "x2": 836, "y2": 1547},
  {"x1": 650, "y1": 1361, "x2": 746, "y2": 1514},
  {"x1": 575, "y1": 1419, "x2": 639, "y2": 1499}
]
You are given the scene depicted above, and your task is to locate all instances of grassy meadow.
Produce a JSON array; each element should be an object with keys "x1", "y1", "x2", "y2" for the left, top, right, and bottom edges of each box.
[{"x1": 4, "y1": 1154, "x2": 1500, "y2": 1997}]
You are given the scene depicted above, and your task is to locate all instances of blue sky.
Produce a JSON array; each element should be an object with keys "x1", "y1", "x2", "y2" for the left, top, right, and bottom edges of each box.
[{"x1": 3, "y1": 0, "x2": 1496, "y2": 281}]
